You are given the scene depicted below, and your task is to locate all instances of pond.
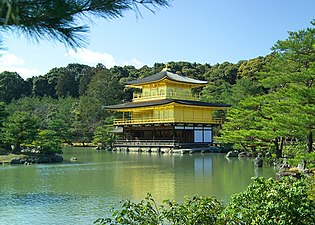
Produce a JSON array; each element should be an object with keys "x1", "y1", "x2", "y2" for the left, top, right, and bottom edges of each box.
[{"x1": 0, "y1": 148, "x2": 277, "y2": 225}]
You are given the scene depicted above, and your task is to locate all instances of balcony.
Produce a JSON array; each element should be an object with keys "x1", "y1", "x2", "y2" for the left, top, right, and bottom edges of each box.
[
  {"x1": 114, "y1": 140, "x2": 179, "y2": 147},
  {"x1": 113, "y1": 117, "x2": 222, "y2": 125},
  {"x1": 132, "y1": 91, "x2": 199, "y2": 102}
]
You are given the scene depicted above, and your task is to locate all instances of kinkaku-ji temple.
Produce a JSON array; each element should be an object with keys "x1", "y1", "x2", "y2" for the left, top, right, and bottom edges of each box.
[{"x1": 104, "y1": 68, "x2": 230, "y2": 152}]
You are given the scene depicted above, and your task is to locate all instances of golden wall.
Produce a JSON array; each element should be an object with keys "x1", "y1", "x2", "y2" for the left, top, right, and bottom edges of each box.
[
  {"x1": 128, "y1": 104, "x2": 214, "y2": 124},
  {"x1": 136, "y1": 80, "x2": 195, "y2": 101}
]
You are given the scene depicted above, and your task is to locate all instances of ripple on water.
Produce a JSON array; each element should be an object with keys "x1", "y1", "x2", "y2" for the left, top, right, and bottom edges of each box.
[{"x1": 0, "y1": 192, "x2": 116, "y2": 225}]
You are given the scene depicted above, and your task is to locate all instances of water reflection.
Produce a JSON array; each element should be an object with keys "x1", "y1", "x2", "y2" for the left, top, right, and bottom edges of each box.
[
  {"x1": 194, "y1": 157, "x2": 213, "y2": 176},
  {"x1": 0, "y1": 148, "x2": 277, "y2": 225}
]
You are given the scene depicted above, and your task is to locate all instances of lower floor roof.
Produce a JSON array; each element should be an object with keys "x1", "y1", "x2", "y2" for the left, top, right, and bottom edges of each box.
[{"x1": 104, "y1": 99, "x2": 230, "y2": 110}]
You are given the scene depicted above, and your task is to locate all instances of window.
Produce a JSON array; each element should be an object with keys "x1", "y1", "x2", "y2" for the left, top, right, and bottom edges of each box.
[
  {"x1": 204, "y1": 130, "x2": 212, "y2": 143},
  {"x1": 194, "y1": 130, "x2": 203, "y2": 143},
  {"x1": 193, "y1": 127, "x2": 213, "y2": 143}
]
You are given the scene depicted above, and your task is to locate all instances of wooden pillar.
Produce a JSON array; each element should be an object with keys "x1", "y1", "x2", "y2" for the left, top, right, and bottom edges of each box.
[{"x1": 153, "y1": 126, "x2": 155, "y2": 140}]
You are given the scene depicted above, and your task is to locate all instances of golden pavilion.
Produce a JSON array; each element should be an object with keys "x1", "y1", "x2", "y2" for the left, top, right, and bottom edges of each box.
[{"x1": 104, "y1": 68, "x2": 229, "y2": 151}]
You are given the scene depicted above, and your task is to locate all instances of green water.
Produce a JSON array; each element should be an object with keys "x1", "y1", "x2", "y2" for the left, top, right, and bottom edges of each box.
[{"x1": 0, "y1": 148, "x2": 277, "y2": 225}]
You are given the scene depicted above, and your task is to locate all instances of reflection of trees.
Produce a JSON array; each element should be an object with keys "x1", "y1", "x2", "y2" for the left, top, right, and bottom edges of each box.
[{"x1": 173, "y1": 154, "x2": 276, "y2": 201}]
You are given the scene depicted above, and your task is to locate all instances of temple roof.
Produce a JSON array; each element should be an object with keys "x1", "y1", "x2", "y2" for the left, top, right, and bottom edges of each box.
[
  {"x1": 104, "y1": 99, "x2": 230, "y2": 110},
  {"x1": 126, "y1": 69, "x2": 209, "y2": 86}
]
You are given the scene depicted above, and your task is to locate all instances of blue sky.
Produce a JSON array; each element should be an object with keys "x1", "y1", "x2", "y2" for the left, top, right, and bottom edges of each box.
[{"x1": 1, "y1": 0, "x2": 315, "y2": 79}]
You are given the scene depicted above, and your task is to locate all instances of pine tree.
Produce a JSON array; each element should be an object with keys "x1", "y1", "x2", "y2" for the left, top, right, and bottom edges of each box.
[
  {"x1": 219, "y1": 21, "x2": 315, "y2": 155},
  {"x1": 0, "y1": 0, "x2": 171, "y2": 48}
]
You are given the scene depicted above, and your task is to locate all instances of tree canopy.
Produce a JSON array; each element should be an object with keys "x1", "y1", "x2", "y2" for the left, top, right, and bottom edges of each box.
[{"x1": 0, "y1": 71, "x2": 29, "y2": 103}]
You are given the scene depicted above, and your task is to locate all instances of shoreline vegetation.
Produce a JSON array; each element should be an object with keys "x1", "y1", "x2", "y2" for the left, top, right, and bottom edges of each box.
[{"x1": 95, "y1": 177, "x2": 315, "y2": 225}]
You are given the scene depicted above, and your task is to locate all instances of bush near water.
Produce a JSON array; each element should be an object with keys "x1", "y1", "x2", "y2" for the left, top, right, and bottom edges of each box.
[{"x1": 95, "y1": 177, "x2": 315, "y2": 225}]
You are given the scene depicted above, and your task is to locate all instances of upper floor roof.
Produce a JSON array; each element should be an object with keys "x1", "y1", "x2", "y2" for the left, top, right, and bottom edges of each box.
[{"x1": 126, "y1": 69, "x2": 209, "y2": 87}]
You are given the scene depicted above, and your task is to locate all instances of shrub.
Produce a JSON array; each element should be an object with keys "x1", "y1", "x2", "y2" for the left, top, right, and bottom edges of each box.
[
  {"x1": 162, "y1": 195, "x2": 223, "y2": 225},
  {"x1": 95, "y1": 177, "x2": 315, "y2": 225},
  {"x1": 95, "y1": 193, "x2": 162, "y2": 225},
  {"x1": 221, "y1": 177, "x2": 315, "y2": 225},
  {"x1": 289, "y1": 152, "x2": 315, "y2": 169},
  {"x1": 94, "y1": 194, "x2": 224, "y2": 225}
]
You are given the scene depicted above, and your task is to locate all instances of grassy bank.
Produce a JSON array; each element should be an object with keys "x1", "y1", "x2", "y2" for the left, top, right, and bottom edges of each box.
[{"x1": 0, "y1": 154, "x2": 27, "y2": 164}]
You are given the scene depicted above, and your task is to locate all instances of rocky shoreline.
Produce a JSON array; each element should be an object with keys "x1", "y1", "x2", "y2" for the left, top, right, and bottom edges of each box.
[
  {"x1": 0, "y1": 153, "x2": 63, "y2": 165},
  {"x1": 224, "y1": 150, "x2": 315, "y2": 179}
]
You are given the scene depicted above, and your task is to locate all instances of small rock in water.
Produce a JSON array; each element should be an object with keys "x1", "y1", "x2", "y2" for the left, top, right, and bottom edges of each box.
[
  {"x1": 226, "y1": 151, "x2": 239, "y2": 157},
  {"x1": 238, "y1": 152, "x2": 247, "y2": 158},
  {"x1": 254, "y1": 153, "x2": 263, "y2": 167},
  {"x1": 70, "y1": 157, "x2": 78, "y2": 162}
]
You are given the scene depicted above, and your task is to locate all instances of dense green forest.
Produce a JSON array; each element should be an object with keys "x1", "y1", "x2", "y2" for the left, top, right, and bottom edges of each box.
[{"x1": 0, "y1": 22, "x2": 314, "y2": 165}]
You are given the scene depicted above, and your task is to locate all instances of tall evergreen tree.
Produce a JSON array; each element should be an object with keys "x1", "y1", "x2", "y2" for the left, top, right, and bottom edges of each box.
[
  {"x1": 0, "y1": 71, "x2": 29, "y2": 103},
  {"x1": 71, "y1": 68, "x2": 124, "y2": 144},
  {"x1": 260, "y1": 21, "x2": 315, "y2": 153},
  {"x1": 3, "y1": 111, "x2": 39, "y2": 151},
  {"x1": 55, "y1": 68, "x2": 79, "y2": 98},
  {"x1": 0, "y1": 102, "x2": 7, "y2": 149},
  {"x1": 220, "y1": 21, "x2": 315, "y2": 155}
]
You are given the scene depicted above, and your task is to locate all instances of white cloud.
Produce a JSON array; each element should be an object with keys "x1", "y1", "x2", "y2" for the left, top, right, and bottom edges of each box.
[
  {"x1": 122, "y1": 58, "x2": 144, "y2": 69},
  {"x1": 65, "y1": 48, "x2": 144, "y2": 69},
  {"x1": 0, "y1": 49, "x2": 145, "y2": 80},
  {"x1": 0, "y1": 51, "x2": 25, "y2": 66},
  {"x1": 0, "y1": 51, "x2": 41, "y2": 79},
  {"x1": 65, "y1": 48, "x2": 116, "y2": 68}
]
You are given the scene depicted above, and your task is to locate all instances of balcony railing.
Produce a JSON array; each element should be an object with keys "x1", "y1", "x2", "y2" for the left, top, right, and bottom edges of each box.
[
  {"x1": 113, "y1": 117, "x2": 222, "y2": 125},
  {"x1": 132, "y1": 91, "x2": 198, "y2": 102},
  {"x1": 114, "y1": 140, "x2": 179, "y2": 147}
]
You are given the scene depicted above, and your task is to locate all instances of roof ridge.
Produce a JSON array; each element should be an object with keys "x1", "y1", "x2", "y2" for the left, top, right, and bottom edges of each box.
[{"x1": 126, "y1": 69, "x2": 208, "y2": 85}]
